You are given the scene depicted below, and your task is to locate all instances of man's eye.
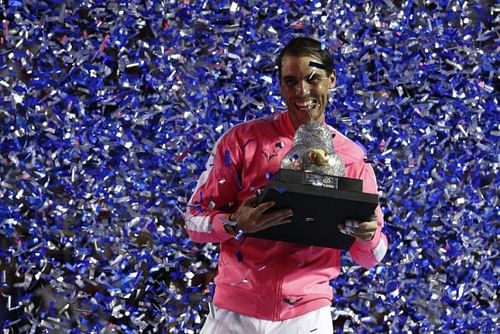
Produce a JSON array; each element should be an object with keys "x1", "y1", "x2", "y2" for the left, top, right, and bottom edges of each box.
[
  {"x1": 307, "y1": 75, "x2": 320, "y2": 83},
  {"x1": 285, "y1": 78, "x2": 297, "y2": 86}
]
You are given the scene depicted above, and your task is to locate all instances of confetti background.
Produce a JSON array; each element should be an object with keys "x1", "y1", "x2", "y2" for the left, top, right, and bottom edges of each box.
[{"x1": 0, "y1": 0, "x2": 498, "y2": 333}]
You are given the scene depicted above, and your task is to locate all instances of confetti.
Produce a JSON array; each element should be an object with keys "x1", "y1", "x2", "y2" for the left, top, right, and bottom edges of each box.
[{"x1": 0, "y1": 0, "x2": 497, "y2": 332}]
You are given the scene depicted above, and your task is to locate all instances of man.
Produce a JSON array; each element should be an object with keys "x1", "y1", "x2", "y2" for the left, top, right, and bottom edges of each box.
[{"x1": 185, "y1": 37, "x2": 388, "y2": 334}]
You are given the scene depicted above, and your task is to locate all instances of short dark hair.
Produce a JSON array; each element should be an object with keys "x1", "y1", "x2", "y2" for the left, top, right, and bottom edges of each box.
[{"x1": 276, "y1": 37, "x2": 334, "y2": 80}]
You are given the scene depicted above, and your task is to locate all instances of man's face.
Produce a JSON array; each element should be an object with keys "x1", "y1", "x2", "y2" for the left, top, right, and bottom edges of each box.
[{"x1": 280, "y1": 55, "x2": 336, "y2": 129}]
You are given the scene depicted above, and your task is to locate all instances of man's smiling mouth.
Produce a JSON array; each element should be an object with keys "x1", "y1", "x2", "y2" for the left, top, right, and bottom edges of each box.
[{"x1": 294, "y1": 99, "x2": 318, "y2": 112}]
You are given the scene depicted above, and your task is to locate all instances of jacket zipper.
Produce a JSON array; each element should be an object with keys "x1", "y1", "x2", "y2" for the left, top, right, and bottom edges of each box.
[{"x1": 274, "y1": 260, "x2": 284, "y2": 320}]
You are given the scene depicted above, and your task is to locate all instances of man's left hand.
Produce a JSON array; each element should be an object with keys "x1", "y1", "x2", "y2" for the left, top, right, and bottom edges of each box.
[{"x1": 338, "y1": 214, "x2": 377, "y2": 241}]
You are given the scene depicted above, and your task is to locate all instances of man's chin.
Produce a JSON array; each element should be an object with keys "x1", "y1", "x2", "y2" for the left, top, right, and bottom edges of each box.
[
  {"x1": 289, "y1": 108, "x2": 324, "y2": 127},
  {"x1": 299, "y1": 111, "x2": 323, "y2": 121}
]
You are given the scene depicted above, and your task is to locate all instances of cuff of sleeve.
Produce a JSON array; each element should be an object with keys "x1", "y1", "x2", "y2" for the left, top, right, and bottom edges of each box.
[
  {"x1": 212, "y1": 213, "x2": 235, "y2": 242},
  {"x1": 353, "y1": 227, "x2": 382, "y2": 251}
]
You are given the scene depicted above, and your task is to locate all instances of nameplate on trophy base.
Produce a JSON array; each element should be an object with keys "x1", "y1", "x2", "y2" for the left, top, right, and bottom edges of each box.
[{"x1": 249, "y1": 169, "x2": 379, "y2": 249}]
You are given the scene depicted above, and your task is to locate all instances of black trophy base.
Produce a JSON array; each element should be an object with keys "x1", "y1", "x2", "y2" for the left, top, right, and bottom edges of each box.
[{"x1": 248, "y1": 169, "x2": 379, "y2": 249}]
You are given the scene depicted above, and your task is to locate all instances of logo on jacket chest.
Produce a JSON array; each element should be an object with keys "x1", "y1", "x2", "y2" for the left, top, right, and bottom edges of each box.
[
  {"x1": 261, "y1": 141, "x2": 287, "y2": 162},
  {"x1": 242, "y1": 139, "x2": 291, "y2": 178}
]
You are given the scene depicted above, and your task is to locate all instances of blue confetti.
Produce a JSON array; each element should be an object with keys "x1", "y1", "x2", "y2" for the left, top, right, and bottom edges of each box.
[
  {"x1": 0, "y1": 0, "x2": 497, "y2": 332},
  {"x1": 236, "y1": 250, "x2": 243, "y2": 263},
  {"x1": 277, "y1": 185, "x2": 287, "y2": 194},
  {"x1": 224, "y1": 149, "x2": 232, "y2": 167}
]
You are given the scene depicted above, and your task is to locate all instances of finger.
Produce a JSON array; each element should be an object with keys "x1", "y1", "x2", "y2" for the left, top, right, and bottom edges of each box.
[
  {"x1": 356, "y1": 221, "x2": 377, "y2": 231},
  {"x1": 345, "y1": 219, "x2": 360, "y2": 229},
  {"x1": 346, "y1": 214, "x2": 377, "y2": 225},
  {"x1": 361, "y1": 213, "x2": 378, "y2": 223},
  {"x1": 263, "y1": 217, "x2": 292, "y2": 230},
  {"x1": 250, "y1": 216, "x2": 291, "y2": 233},
  {"x1": 254, "y1": 209, "x2": 292, "y2": 229},
  {"x1": 351, "y1": 232, "x2": 375, "y2": 241},
  {"x1": 259, "y1": 208, "x2": 292, "y2": 225},
  {"x1": 257, "y1": 215, "x2": 292, "y2": 228},
  {"x1": 254, "y1": 200, "x2": 277, "y2": 214},
  {"x1": 241, "y1": 194, "x2": 258, "y2": 207},
  {"x1": 339, "y1": 226, "x2": 355, "y2": 236}
]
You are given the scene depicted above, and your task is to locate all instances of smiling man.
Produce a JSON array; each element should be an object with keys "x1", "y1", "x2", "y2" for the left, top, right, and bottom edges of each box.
[
  {"x1": 186, "y1": 37, "x2": 388, "y2": 334},
  {"x1": 278, "y1": 42, "x2": 336, "y2": 128}
]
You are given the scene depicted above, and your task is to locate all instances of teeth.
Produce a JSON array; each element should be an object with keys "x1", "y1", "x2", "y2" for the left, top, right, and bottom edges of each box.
[
  {"x1": 296, "y1": 100, "x2": 317, "y2": 110},
  {"x1": 306, "y1": 100, "x2": 317, "y2": 109}
]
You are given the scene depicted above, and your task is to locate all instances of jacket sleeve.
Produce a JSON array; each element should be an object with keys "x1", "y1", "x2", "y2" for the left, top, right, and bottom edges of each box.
[
  {"x1": 184, "y1": 129, "x2": 242, "y2": 244},
  {"x1": 348, "y1": 161, "x2": 388, "y2": 268}
]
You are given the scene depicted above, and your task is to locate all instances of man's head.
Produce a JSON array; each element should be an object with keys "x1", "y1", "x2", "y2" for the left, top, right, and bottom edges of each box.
[
  {"x1": 277, "y1": 37, "x2": 336, "y2": 128},
  {"x1": 277, "y1": 37, "x2": 334, "y2": 79}
]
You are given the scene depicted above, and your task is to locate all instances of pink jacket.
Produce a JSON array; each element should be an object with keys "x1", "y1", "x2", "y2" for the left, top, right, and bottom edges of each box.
[{"x1": 185, "y1": 111, "x2": 388, "y2": 321}]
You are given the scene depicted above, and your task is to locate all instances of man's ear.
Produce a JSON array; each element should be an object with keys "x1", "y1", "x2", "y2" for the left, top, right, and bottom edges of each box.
[{"x1": 329, "y1": 70, "x2": 337, "y2": 89}]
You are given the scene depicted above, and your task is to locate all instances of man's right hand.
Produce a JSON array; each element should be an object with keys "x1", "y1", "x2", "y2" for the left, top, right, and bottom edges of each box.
[{"x1": 229, "y1": 194, "x2": 293, "y2": 233}]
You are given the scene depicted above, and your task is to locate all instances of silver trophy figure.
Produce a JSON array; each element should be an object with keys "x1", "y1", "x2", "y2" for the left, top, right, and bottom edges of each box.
[{"x1": 281, "y1": 120, "x2": 345, "y2": 177}]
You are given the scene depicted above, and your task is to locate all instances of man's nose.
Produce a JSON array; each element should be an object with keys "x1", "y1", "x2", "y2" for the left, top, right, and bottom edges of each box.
[{"x1": 295, "y1": 80, "x2": 310, "y2": 96}]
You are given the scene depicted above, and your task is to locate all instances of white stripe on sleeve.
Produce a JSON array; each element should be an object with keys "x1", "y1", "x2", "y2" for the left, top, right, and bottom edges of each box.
[
  {"x1": 373, "y1": 238, "x2": 388, "y2": 262},
  {"x1": 186, "y1": 215, "x2": 213, "y2": 233}
]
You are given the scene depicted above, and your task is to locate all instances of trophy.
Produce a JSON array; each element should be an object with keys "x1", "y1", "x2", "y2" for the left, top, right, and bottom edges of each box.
[
  {"x1": 250, "y1": 118, "x2": 379, "y2": 249},
  {"x1": 280, "y1": 120, "x2": 345, "y2": 177}
]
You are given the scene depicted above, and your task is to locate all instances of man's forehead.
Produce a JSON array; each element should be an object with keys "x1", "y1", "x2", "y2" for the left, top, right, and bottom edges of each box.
[
  {"x1": 280, "y1": 55, "x2": 327, "y2": 76},
  {"x1": 309, "y1": 61, "x2": 326, "y2": 70}
]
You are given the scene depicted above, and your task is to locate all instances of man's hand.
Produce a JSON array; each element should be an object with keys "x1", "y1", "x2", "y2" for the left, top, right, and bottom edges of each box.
[
  {"x1": 338, "y1": 214, "x2": 378, "y2": 241},
  {"x1": 229, "y1": 195, "x2": 293, "y2": 233}
]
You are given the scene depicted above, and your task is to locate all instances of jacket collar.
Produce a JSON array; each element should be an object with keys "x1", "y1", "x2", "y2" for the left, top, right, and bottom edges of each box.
[{"x1": 276, "y1": 111, "x2": 297, "y2": 137}]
